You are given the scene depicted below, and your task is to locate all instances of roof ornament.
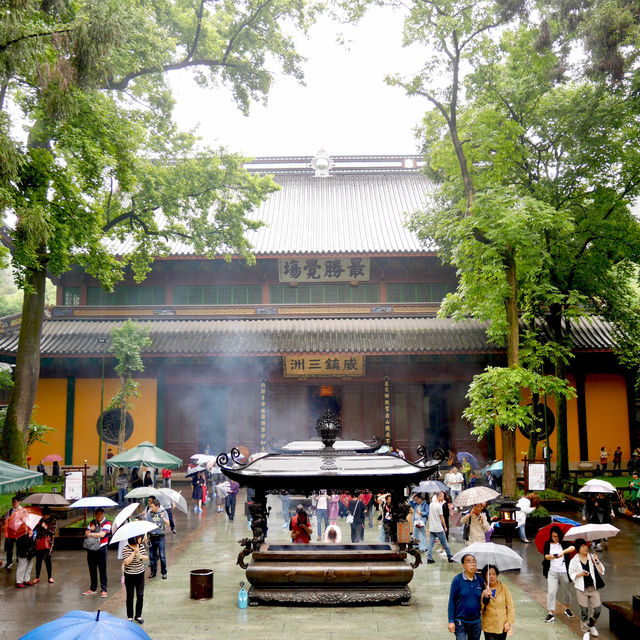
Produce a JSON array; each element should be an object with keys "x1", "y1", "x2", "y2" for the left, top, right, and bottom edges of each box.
[{"x1": 311, "y1": 149, "x2": 333, "y2": 177}]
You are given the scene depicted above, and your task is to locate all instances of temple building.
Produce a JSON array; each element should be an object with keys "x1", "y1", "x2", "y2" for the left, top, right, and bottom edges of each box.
[{"x1": 0, "y1": 154, "x2": 635, "y2": 467}]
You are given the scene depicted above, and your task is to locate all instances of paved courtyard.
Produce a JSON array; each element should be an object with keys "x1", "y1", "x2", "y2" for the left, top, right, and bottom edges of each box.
[{"x1": 1, "y1": 493, "x2": 638, "y2": 639}]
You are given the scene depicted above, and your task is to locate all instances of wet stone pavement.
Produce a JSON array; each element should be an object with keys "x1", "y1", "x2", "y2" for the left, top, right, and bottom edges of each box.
[{"x1": 1, "y1": 493, "x2": 639, "y2": 640}]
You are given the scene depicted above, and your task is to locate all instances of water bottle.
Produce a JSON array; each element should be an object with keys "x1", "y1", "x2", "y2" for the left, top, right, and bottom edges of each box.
[{"x1": 238, "y1": 581, "x2": 248, "y2": 609}]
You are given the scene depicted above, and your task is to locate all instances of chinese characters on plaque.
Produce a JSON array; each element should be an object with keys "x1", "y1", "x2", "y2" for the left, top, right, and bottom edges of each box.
[
  {"x1": 283, "y1": 354, "x2": 365, "y2": 377},
  {"x1": 527, "y1": 463, "x2": 546, "y2": 491},
  {"x1": 278, "y1": 257, "x2": 370, "y2": 283}
]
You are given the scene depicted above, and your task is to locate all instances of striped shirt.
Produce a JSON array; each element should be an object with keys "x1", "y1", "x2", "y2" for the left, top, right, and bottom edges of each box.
[
  {"x1": 86, "y1": 518, "x2": 112, "y2": 549},
  {"x1": 122, "y1": 543, "x2": 148, "y2": 575}
]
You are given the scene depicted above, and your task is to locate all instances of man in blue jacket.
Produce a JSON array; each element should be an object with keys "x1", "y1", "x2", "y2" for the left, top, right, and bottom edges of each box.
[{"x1": 447, "y1": 554, "x2": 488, "y2": 640}]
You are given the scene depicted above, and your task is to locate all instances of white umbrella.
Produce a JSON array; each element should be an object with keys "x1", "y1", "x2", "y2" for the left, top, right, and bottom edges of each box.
[
  {"x1": 191, "y1": 454, "x2": 217, "y2": 464},
  {"x1": 186, "y1": 465, "x2": 206, "y2": 476},
  {"x1": 125, "y1": 487, "x2": 171, "y2": 509},
  {"x1": 109, "y1": 520, "x2": 157, "y2": 545},
  {"x1": 452, "y1": 542, "x2": 523, "y2": 572},
  {"x1": 158, "y1": 488, "x2": 188, "y2": 514},
  {"x1": 579, "y1": 479, "x2": 617, "y2": 494},
  {"x1": 112, "y1": 502, "x2": 140, "y2": 533},
  {"x1": 563, "y1": 523, "x2": 620, "y2": 542},
  {"x1": 70, "y1": 496, "x2": 119, "y2": 509},
  {"x1": 454, "y1": 487, "x2": 500, "y2": 508}
]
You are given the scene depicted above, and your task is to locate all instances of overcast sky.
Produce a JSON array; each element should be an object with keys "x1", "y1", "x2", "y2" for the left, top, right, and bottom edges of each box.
[{"x1": 170, "y1": 7, "x2": 427, "y2": 158}]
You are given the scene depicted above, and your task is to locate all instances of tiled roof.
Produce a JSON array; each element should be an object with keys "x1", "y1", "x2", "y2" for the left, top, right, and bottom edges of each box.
[
  {"x1": 105, "y1": 158, "x2": 436, "y2": 257},
  {"x1": 0, "y1": 316, "x2": 616, "y2": 358}
]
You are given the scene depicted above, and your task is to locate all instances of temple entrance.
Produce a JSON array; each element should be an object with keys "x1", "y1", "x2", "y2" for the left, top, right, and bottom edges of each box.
[{"x1": 308, "y1": 385, "x2": 341, "y2": 437}]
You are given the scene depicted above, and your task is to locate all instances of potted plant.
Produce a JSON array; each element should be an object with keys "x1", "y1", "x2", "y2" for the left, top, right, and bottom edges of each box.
[{"x1": 525, "y1": 505, "x2": 552, "y2": 537}]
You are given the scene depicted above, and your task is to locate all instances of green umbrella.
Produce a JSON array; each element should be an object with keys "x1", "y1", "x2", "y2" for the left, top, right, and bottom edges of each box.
[
  {"x1": 0, "y1": 460, "x2": 43, "y2": 495},
  {"x1": 106, "y1": 441, "x2": 182, "y2": 469}
]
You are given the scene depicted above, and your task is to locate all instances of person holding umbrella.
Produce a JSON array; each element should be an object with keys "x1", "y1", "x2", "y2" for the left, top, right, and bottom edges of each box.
[
  {"x1": 568, "y1": 538, "x2": 605, "y2": 640},
  {"x1": 480, "y1": 564, "x2": 515, "y2": 640},
  {"x1": 4, "y1": 495, "x2": 22, "y2": 571},
  {"x1": 82, "y1": 507, "x2": 112, "y2": 597},
  {"x1": 33, "y1": 506, "x2": 56, "y2": 584},
  {"x1": 122, "y1": 534, "x2": 149, "y2": 625},
  {"x1": 447, "y1": 554, "x2": 485, "y2": 639},
  {"x1": 542, "y1": 525, "x2": 575, "y2": 623},
  {"x1": 145, "y1": 498, "x2": 170, "y2": 580},
  {"x1": 15, "y1": 525, "x2": 37, "y2": 588}
]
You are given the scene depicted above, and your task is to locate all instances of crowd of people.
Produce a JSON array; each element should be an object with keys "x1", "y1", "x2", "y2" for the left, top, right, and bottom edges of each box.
[{"x1": 4, "y1": 443, "x2": 635, "y2": 638}]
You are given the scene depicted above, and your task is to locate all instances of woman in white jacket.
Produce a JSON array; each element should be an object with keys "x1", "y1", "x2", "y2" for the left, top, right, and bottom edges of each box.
[{"x1": 568, "y1": 538, "x2": 605, "y2": 640}]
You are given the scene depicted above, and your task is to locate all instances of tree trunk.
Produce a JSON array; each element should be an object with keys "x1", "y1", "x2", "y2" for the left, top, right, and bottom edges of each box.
[
  {"x1": 1, "y1": 265, "x2": 47, "y2": 465},
  {"x1": 502, "y1": 251, "x2": 519, "y2": 496},
  {"x1": 549, "y1": 309, "x2": 570, "y2": 480},
  {"x1": 528, "y1": 393, "x2": 540, "y2": 461},
  {"x1": 118, "y1": 375, "x2": 127, "y2": 453}
]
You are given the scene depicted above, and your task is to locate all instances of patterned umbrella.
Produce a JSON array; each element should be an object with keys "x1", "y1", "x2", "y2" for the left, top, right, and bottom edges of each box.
[
  {"x1": 5, "y1": 507, "x2": 42, "y2": 539},
  {"x1": 454, "y1": 486, "x2": 500, "y2": 508}
]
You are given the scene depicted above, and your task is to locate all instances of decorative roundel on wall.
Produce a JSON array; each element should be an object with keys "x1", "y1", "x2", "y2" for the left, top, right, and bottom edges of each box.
[
  {"x1": 97, "y1": 408, "x2": 134, "y2": 445},
  {"x1": 518, "y1": 403, "x2": 555, "y2": 440}
]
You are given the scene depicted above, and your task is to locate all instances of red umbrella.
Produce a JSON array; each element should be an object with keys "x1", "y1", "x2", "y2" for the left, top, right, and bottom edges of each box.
[
  {"x1": 41, "y1": 454, "x2": 63, "y2": 463},
  {"x1": 534, "y1": 522, "x2": 575, "y2": 554},
  {"x1": 4, "y1": 506, "x2": 42, "y2": 539}
]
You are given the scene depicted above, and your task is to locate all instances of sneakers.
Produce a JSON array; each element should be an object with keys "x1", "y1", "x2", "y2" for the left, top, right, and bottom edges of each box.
[
  {"x1": 427, "y1": 559, "x2": 435, "y2": 564},
  {"x1": 100, "y1": 590, "x2": 108, "y2": 598},
  {"x1": 134, "y1": 617, "x2": 144, "y2": 625},
  {"x1": 161, "y1": 573, "x2": 167, "y2": 580},
  {"x1": 565, "y1": 608, "x2": 575, "y2": 618},
  {"x1": 82, "y1": 590, "x2": 97, "y2": 596},
  {"x1": 522, "y1": 538, "x2": 531, "y2": 543},
  {"x1": 6, "y1": 562, "x2": 13, "y2": 570},
  {"x1": 448, "y1": 558, "x2": 456, "y2": 563},
  {"x1": 149, "y1": 572, "x2": 156, "y2": 579},
  {"x1": 589, "y1": 626, "x2": 599, "y2": 636},
  {"x1": 544, "y1": 614, "x2": 555, "y2": 623},
  {"x1": 583, "y1": 633, "x2": 591, "y2": 640}
]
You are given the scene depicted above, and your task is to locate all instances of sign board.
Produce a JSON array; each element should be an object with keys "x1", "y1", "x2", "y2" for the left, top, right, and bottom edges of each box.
[
  {"x1": 278, "y1": 257, "x2": 370, "y2": 283},
  {"x1": 283, "y1": 354, "x2": 365, "y2": 377},
  {"x1": 65, "y1": 471, "x2": 83, "y2": 500},
  {"x1": 527, "y1": 463, "x2": 546, "y2": 491}
]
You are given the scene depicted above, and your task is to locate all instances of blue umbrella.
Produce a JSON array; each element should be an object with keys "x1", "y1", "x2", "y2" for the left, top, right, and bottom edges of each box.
[
  {"x1": 19, "y1": 610, "x2": 151, "y2": 640},
  {"x1": 457, "y1": 451, "x2": 479, "y2": 469},
  {"x1": 413, "y1": 480, "x2": 450, "y2": 493},
  {"x1": 551, "y1": 515, "x2": 581, "y2": 526}
]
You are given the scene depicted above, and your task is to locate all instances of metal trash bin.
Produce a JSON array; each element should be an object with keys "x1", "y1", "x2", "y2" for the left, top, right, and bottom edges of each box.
[{"x1": 190, "y1": 569, "x2": 214, "y2": 600}]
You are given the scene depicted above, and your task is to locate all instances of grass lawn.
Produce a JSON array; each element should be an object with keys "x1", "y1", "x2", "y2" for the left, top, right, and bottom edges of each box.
[
  {"x1": 0, "y1": 481, "x2": 63, "y2": 516},
  {"x1": 576, "y1": 475, "x2": 632, "y2": 489}
]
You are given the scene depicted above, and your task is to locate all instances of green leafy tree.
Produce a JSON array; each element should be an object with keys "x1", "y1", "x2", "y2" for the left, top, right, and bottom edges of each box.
[
  {"x1": 0, "y1": 0, "x2": 320, "y2": 465},
  {"x1": 108, "y1": 319, "x2": 152, "y2": 453}
]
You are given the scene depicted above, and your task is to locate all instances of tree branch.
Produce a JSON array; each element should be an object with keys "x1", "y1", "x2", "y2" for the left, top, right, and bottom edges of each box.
[{"x1": 0, "y1": 28, "x2": 72, "y2": 51}]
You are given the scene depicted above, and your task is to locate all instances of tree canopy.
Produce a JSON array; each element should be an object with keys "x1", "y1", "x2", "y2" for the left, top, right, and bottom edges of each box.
[{"x1": 0, "y1": 0, "x2": 320, "y2": 464}]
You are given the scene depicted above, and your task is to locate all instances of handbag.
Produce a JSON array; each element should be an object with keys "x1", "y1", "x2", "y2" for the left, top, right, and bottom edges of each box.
[
  {"x1": 83, "y1": 535, "x2": 101, "y2": 551},
  {"x1": 36, "y1": 536, "x2": 51, "y2": 551},
  {"x1": 346, "y1": 514, "x2": 354, "y2": 524}
]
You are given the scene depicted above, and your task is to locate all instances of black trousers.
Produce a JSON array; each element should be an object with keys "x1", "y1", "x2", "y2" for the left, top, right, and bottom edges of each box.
[
  {"x1": 35, "y1": 550, "x2": 52, "y2": 579},
  {"x1": 483, "y1": 633, "x2": 507, "y2": 640},
  {"x1": 5, "y1": 538, "x2": 15, "y2": 565},
  {"x1": 125, "y1": 571, "x2": 145, "y2": 619},
  {"x1": 87, "y1": 547, "x2": 108, "y2": 592}
]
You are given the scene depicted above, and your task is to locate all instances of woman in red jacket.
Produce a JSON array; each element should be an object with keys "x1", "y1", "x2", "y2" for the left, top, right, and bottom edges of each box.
[{"x1": 290, "y1": 506, "x2": 312, "y2": 543}]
